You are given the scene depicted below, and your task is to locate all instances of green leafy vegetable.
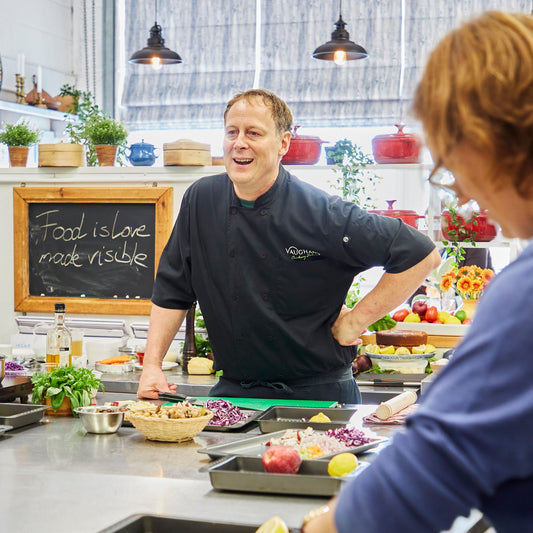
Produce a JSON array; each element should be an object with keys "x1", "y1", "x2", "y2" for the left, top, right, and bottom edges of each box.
[
  {"x1": 367, "y1": 315, "x2": 397, "y2": 332},
  {"x1": 31, "y1": 366, "x2": 103, "y2": 415}
]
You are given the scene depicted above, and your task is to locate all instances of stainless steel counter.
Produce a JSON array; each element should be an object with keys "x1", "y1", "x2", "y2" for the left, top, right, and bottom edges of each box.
[{"x1": 101, "y1": 367, "x2": 421, "y2": 404}]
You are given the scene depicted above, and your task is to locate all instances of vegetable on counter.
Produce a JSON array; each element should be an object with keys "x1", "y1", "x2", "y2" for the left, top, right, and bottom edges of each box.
[
  {"x1": 97, "y1": 355, "x2": 132, "y2": 365},
  {"x1": 31, "y1": 365, "x2": 103, "y2": 414}
]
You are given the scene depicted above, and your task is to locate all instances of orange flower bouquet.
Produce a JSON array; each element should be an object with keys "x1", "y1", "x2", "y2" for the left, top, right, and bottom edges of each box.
[{"x1": 440, "y1": 265, "x2": 495, "y2": 300}]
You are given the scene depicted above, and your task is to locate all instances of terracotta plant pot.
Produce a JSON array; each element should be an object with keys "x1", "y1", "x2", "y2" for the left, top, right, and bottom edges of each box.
[
  {"x1": 95, "y1": 145, "x2": 118, "y2": 167},
  {"x1": 43, "y1": 396, "x2": 73, "y2": 416},
  {"x1": 8, "y1": 146, "x2": 29, "y2": 167}
]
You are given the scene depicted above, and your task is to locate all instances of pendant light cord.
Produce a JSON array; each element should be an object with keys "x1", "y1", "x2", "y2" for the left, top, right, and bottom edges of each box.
[{"x1": 92, "y1": 0, "x2": 96, "y2": 97}]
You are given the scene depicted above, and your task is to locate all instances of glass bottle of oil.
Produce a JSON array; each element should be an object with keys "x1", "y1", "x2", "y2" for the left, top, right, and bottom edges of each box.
[{"x1": 46, "y1": 303, "x2": 71, "y2": 367}]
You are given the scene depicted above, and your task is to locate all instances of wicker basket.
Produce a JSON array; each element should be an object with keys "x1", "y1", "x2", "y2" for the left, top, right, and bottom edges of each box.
[{"x1": 128, "y1": 411, "x2": 213, "y2": 442}]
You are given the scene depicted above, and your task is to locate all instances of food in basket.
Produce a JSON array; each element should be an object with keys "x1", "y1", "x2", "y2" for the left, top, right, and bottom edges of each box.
[
  {"x1": 127, "y1": 402, "x2": 213, "y2": 442},
  {"x1": 266, "y1": 427, "x2": 372, "y2": 459},
  {"x1": 204, "y1": 399, "x2": 251, "y2": 426}
]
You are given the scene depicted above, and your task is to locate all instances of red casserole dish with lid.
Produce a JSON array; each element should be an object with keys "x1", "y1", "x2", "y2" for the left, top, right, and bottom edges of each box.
[
  {"x1": 369, "y1": 200, "x2": 424, "y2": 229},
  {"x1": 281, "y1": 126, "x2": 327, "y2": 165},
  {"x1": 372, "y1": 124, "x2": 422, "y2": 164}
]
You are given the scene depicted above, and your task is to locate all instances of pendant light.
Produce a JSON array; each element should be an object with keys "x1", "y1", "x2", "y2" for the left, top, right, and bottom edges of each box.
[
  {"x1": 313, "y1": 0, "x2": 368, "y2": 65},
  {"x1": 129, "y1": 0, "x2": 182, "y2": 69}
]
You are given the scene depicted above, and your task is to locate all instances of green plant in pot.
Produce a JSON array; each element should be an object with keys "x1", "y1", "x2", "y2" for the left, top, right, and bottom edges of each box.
[
  {"x1": 0, "y1": 120, "x2": 40, "y2": 167},
  {"x1": 31, "y1": 365, "x2": 103, "y2": 416},
  {"x1": 83, "y1": 113, "x2": 129, "y2": 167},
  {"x1": 328, "y1": 138, "x2": 381, "y2": 209}
]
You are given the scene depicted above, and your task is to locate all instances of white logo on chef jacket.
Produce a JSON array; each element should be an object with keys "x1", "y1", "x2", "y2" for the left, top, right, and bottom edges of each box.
[{"x1": 285, "y1": 245, "x2": 321, "y2": 261}]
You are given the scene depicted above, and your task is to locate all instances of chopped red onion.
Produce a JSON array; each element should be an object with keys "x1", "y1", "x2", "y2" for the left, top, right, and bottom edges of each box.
[{"x1": 205, "y1": 399, "x2": 250, "y2": 426}]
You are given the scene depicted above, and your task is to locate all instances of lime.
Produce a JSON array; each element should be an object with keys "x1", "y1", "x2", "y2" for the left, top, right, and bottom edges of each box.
[
  {"x1": 412, "y1": 344, "x2": 426, "y2": 354},
  {"x1": 395, "y1": 346, "x2": 411, "y2": 355},
  {"x1": 309, "y1": 412, "x2": 331, "y2": 423},
  {"x1": 328, "y1": 452, "x2": 358, "y2": 477},
  {"x1": 255, "y1": 516, "x2": 289, "y2": 533},
  {"x1": 454, "y1": 310, "x2": 467, "y2": 323}
]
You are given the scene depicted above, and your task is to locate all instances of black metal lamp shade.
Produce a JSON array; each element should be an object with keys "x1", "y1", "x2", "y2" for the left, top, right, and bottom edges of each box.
[
  {"x1": 129, "y1": 23, "x2": 182, "y2": 65},
  {"x1": 313, "y1": 15, "x2": 367, "y2": 63}
]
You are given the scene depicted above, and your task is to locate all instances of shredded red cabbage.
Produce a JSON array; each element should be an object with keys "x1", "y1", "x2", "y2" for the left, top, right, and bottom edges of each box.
[
  {"x1": 5, "y1": 361, "x2": 25, "y2": 372},
  {"x1": 205, "y1": 399, "x2": 250, "y2": 426},
  {"x1": 325, "y1": 427, "x2": 371, "y2": 447}
]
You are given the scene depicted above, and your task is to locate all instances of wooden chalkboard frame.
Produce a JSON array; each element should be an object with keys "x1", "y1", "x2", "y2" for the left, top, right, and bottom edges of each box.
[{"x1": 13, "y1": 187, "x2": 173, "y2": 315}]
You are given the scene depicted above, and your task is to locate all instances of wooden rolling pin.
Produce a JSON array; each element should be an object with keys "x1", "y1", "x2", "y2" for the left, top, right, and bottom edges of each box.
[{"x1": 375, "y1": 390, "x2": 418, "y2": 420}]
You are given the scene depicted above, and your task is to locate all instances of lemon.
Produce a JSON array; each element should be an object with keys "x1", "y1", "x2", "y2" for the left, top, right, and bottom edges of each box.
[
  {"x1": 380, "y1": 345, "x2": 395, "y2": 354},
  {"x1": 395, "y1": 346, "x2": 411, "y2": 355},
  {"x1": 403, "y1": 312, "x2": 421, "y2": 323},
  {"x1": 444, "y1": 316, "x2": 462, "y2": 325},
  {"x1": 309, "y1": 412, "x2": 331, "y2": 423},
  {"x1": 328, "y1": 452, "x2": 358, "y2": 477},
  {"x1": 425, "y1": 344, "x2": 436, "y2": 353},
  {"x1": 255, "y1": 516, "x2": 289, "y2": 533},
  {"x1": 412, "y1": 344, "x2": 426, "y2": 354},
  {"x1": 437, "y1": 311, "x2": 451, "y2": 322},
  {"x1": 365, "y1": 344, "x2": 380, "y2": 354}
]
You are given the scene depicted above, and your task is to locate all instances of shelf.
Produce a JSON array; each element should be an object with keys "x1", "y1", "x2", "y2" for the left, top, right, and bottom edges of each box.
[{"x1": 0, "y1": 100, "x2": 77, "y2": 122}]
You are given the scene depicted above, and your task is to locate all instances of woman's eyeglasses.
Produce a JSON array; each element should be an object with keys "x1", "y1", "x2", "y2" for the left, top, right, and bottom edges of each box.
[{"x1": 428, "y1": 162, "x2": 461, "y2": 196}]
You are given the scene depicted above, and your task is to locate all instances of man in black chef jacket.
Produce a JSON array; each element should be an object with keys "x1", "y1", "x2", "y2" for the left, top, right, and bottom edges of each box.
[{"x1": 138, "y1": 89, "x2": 441, "y2": 403}]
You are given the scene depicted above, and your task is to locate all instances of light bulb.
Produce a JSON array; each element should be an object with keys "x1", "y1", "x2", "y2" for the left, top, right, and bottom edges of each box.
[
  {"x1": 151, "y1": 56, "x2": 162, "y2": 70},
  {"x1": 333, "y1": 50, "x2": 346, "y2": 66}
]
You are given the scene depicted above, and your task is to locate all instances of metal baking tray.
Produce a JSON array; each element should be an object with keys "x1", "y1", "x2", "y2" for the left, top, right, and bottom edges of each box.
[
  {"x1": 99, "y1": 514, "x2": 298, "y2": 533},
  {"x1": 207, "y1": 455, "x2": 369, "y2": 497},
  {"x1": 0, "y1": 425, "x2": 13, "y2": 436},
  {"x1": 256, "y1": 406, "x2": 357, "y2": 433},
  {"x1": 204, "y1": 409, "x2": 262, "y2": 432},
  {"x1": 198, "y1": 429, "x2": 386, "y2": 460},
  {"x1": 0, "y1": 403, "x2": 48, "y2": 428}
]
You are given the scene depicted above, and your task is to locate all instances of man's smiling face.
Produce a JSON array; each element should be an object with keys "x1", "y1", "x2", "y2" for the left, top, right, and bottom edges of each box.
[{"x1": 223, "y1": 97, "x2": 290, "y2": 201}]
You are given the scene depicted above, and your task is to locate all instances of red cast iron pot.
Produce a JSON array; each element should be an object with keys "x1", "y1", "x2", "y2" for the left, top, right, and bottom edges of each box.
[
  {"x1": 371, "y1": 124, "x2": 422, "y2": 164},
  {"x1": 369, "y1": 200, "x2": 425, "y2": 229},
  {"x1": 441, "y1": 209, "x2": 497, "y2": 242},
  {"x1": 281, "y1": 126, "x2": 327, "y2": 165}
]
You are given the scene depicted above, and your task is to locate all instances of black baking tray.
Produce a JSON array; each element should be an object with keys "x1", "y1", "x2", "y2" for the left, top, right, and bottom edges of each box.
[
  {"x1": 207, "y1": 455, "x2": 369, "y2": 497},
  {"x1": 0, "y1": 403, "x2": 48, "y2": 428},
  {"x1": 256, "y1": 406, "x2": 357, "y2": 433},
  {"x1": 99, "y1": 514, "x2": 298, "y2": 533},
  {"x1": 198, "y1": 429, "x2": 386, "y2": 460}
]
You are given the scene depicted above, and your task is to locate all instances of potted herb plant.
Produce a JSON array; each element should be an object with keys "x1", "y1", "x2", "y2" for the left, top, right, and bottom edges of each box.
[
  {"x1": 83, "y1": 113, "x2": 129, "y2": 167},
  {"x1": 31, "y1": 365, "x2": 103, "y2": 416},
  {"x1": 0, "y1": 120, "x2": 40, "y2": 167},
  {"x1": 328, "y1": 138, "x2": 382, "y2": 209}
]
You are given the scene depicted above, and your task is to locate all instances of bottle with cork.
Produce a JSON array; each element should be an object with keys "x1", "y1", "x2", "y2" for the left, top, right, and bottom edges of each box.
[{"x1": 46, "y1": 302, "x2": 72, "y2": 368}]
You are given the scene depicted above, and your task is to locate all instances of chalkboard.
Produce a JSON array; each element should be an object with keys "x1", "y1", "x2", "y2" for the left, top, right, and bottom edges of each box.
[{"x1": 14, "y1": 187, "x2": 173, "y2": 315}]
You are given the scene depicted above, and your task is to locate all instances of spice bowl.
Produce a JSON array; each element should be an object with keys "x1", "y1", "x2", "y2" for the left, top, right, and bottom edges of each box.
[{"x1": 75, "y1": 406, "x2": 124, "y2": 434}]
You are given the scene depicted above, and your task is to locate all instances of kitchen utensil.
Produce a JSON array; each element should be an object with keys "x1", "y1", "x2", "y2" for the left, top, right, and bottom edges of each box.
[
  {"x1": 163, "y1": 139, "x2": 211, "y2": 166},
  {"x1": 198, "y1": 430, "x2": 386, "y2": 460},
  {"x1": 126, "y1": 139, "x2": 159, "y2": 166},
  {"x1": 75, "y1": 406, "x2": 124, "y2": 434},
  {"x1": 190, "y1": 397, "x2": 337, "y2": 410},
  {"x1": 0, "y1": 403, "x2": 48, "y2": 428},
  {"x1": 207, "y1": 455, "x2": 369, "y2": 497},
  {"x1": 281, "y1": 126, "x2": 327, "y2": 165},
  {"x1": 369, "y1": 200, "x2": 425, "y2": 228},
  {"x1": 256, "y1": 406, "x2": 357, "y2": 433},
  {"x1": 372, "y1": 124, "x2": 422, "y2": 163},
  {"x1": 441, "y1": 209, "x2": 497, "y2": 242}
]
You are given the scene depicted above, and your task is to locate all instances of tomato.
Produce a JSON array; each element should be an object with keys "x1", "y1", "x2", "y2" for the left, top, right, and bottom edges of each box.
[
  {"x1": 462, "y1": 318, "x2": 472, "y2": 324},
  {"x1": 392, "y1": 309, "x2": 410, "y2": 322},
  {"x1": 425, "y1": 306, "x2": 438, "y2": 323},
  {"x1": 433, "y1": 320, "x2": 444, "y2": 324}
]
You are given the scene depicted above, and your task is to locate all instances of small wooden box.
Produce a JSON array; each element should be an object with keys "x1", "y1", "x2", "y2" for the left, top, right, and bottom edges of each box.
[
  {"x1": 163, "y1": 139, "x2": 211, "y2": 166},
  {"x1": 38, "y1": 143, "x2": 85, "y2": 167}
]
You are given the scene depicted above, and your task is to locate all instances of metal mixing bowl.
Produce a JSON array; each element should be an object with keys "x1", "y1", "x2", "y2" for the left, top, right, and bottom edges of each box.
[{"x1": 74, "y1": 406, "x2": 124, "y2": 434}]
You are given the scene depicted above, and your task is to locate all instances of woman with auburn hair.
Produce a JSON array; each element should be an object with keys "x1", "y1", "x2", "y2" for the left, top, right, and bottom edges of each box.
[{"x1": 302, "y1": 11, "x2": 533, "y2": 533}]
